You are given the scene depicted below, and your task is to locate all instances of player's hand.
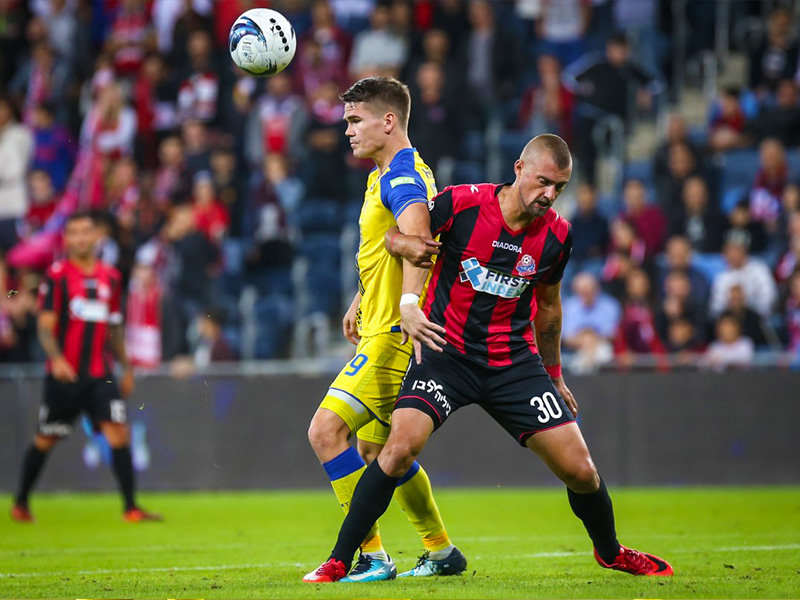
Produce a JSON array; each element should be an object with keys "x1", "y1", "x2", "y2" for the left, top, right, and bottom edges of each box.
[
  {"x1": 400, "y1": 303, "x2": 446, "y2": 364},
  {"x1": 120, "y1": 367, "x2": 135, "y2": 398},
  {"x1": 51, "y1": 356, "x2": 77, "y2": 383},
  {"x1": 394, "y1": 235, "x2": 441, "y2": 268},
  {"x1": 552, "y1": 376, "x2": 578, "y2": 417},
  {"x1": 342, "y1": 296, "x2": 361, "y2": 345}
]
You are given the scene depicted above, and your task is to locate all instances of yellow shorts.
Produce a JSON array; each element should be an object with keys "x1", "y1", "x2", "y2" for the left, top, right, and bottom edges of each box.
[{"x1": 320, "y1": 331, "x2": 412, "y2": 445}]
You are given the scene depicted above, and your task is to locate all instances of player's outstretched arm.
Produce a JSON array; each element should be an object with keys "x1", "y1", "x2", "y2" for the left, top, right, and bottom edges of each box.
[
  {"x1": 534, "y1": 282, "x2": 578, "y2": 416},
  {"x1": 384, "y1": 226, "x2": 441, "y2": 268},
  {"x1": 395, "y1": 204, "x2": 446, "y2": 364}
]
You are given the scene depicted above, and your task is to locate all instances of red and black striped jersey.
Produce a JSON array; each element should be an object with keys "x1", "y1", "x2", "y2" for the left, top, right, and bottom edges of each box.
[
  {"x1": 423, "y1": 183, "x2": 572, "y2": 367},
  {"x1": 38, "y1": 259, "x2": 123, "y2": 379}
]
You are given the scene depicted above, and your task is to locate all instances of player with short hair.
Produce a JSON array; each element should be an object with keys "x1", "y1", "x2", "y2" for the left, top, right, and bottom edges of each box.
[
  {"x1": 10, "y1": 211, "x2": 159, "y2": 524},
  {"x1": 306, "y1": 134, "x2": 673, "y2": 581},
  {"x1": 303, "y1": 77, "x2": 465, "y2": 583}
]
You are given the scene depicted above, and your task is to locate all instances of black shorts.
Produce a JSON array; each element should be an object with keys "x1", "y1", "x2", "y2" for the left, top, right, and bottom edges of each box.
[
  {"x1": 395, "y1": 348, "x2": 575, "y2": 446},
  {"x1": 38, "y1": 375, "x2": 126, "y2": 438}
]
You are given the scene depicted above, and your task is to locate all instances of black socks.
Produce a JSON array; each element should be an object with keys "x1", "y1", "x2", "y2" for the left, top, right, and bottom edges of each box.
[
  {"x1": 16, "y1": 445, "x2": 48, "y2": 507},
  {"x1": 567, "y1": 478, "x2": 621, "y2": 564},
  {"x1": 111, "y1": 447, "x2": 136, "y2": 511},
  {"x1": 330, "y1": 460, "x2": 399, "y2": 570}
]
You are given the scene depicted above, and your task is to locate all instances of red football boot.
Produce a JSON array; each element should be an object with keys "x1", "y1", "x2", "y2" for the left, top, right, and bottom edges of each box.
[
  {"x1": 123, "y1": 507, "x2": 163, "y2": 522},
  {"x1": 595, "y1": 545, "x2": 673, "y2": 576},
  {"x1": 10, "y1": 504, "x2": 34, "y2": 523},
  {"x1": 303, "y1": 558, "x2": 348, "y2": 583}
]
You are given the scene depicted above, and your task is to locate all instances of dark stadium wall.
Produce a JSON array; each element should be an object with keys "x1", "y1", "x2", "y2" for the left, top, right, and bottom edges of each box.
[{"x1": 2, "y1": 372, "x2": 799, "y2": 492}]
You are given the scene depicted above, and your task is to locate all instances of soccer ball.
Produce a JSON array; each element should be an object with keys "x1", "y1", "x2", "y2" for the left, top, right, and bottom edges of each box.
[{"x1": 229, "y1": 8, "x2": 296, "y2": 77}]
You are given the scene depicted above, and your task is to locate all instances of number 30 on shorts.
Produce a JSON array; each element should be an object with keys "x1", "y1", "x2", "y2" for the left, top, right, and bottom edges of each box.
[
  {"x1": 530, "y1": 392, "x2": 563, "y2": 423},
  {"x1": 345, "y1": 353, "x2": 369, "y2": 376}
]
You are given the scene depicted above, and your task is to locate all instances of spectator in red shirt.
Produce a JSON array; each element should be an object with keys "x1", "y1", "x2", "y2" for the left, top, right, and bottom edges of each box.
[
  {"x1": 177, "y1": 29, "x2": 219, "y2": 124},
  {"x1": 108, "y1": 0, "x2": 154, "y2": 76},
  {"x1": 708, "y1": 87, "x2": 746, "y2": 152},
  {"x1": 301, "y1": 0, "x2": 352, "y2": 86},
  {"x1": 25, "y1": 170, "x2": 58, "y2": 236},
  {"x1": 620, "y1": 179, "x2": 667, "y2": 258},
  {"x1": 614, "y1": 268, "x2": 667, "y2": 368},
  {"x1": 191, "y1": 171, "x2": 229, "y2": 243}
]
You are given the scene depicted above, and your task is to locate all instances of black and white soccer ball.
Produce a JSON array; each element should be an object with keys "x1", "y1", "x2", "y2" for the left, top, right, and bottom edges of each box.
[{"x1": 228, "y1": 8, "x2": 296, "y2": 77}]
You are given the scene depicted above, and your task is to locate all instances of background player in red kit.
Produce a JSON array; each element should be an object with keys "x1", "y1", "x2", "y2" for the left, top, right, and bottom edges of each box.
[
  {"x1": 306, "y1": 135, "x2": 673, "y2": 581},
  {"x1": 11, "y1": 211, "x2": 159, "y2": 523}
]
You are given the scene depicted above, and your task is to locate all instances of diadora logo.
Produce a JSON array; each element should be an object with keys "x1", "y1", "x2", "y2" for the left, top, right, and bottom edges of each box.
[
  {"x1": 411, "y1": 378, "x2": 450, "y2": 415},
  {"x1": 515, "y1": 254, "x2": 536, "y2": 275},
  {"x1": 492, "y1": 240, "x2": 522, "y2": 253},
  {"x1": 428, "y1": 197, "x2": 435, "y2": 211},
  {"x1": 470, "y1": 184, "x2": 479, "y2": 194},
  {"x1": 460, "y1": 258, "x2": 530, "y2": 298}
]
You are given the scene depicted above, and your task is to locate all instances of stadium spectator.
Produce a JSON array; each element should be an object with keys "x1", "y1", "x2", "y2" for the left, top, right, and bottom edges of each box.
[
  {"x1": 107, "y1": 0, "x2": 154, "y2": 77},
  {"x1": 134, "y1": 53, "x2": 178, "y2": 169},
  {"x1": 80, "y1": 82, "x2": 138, "y2": 158},
  {"x1": 210, "y1": 147, "x2": 245, "y2": 238},
  {"x1": 748, "y1": 6, "x2": 798, "y2": 97},
  {"x1": 563, "y1": 272, "x2": 621, "y2": 349},
  {"x1": 741, "y1": 79, "x2": 800, "y2": 148},
  {"x1": 777, "y1": 183, "x2": 800, "y2": 246},
  {"x1": 724, "y1": 283, "x2": 770, "y2": 348},
  {"x1": 194, "y1": 308, "x2": 237, "y2": 366},
  {"x1": 656, "y1": 140, "x2": 701, "y2": 213},
  {"x1": 708, "y1": 88, "x2": 746, "y2": 153},
  {"x1": 747, "y1": 138, "x2": 787, "y2": 248},
  {"x1": 612, "y1": 0, "x2": 659, "y2": 75},
  {"x1": 785, "y1": 270, "x2": 800, "y2": 354},
  {"x1": 668, "y1": 176, "x2": 725, "y2": 253},
  {"x1": 536, "y1": 0, "x2": 591, "y2": 71},
  {"x1": 181, "y1": 118, "x2": 211, "y2": 176},
  {"x1": 349, "y1": 2, "x2": 408, "y2": 79},
  {"x1": 702, "y1": 311, "x2": 755, "y2": 372},
  {"x1": 302, "y1": 0, "x2": 352, "y2": 84},
  {"x1": 659, "y1": 235, "x2": 710, "y2": 306},
  {"x1": 191, "y1": 171, "x2": 229, "y2": 243},
  {"x1": 126, "y1": 255, "x2": 163, "y2": 369},
  {"x1": 246, "y1": 72, "x2": 306, "y2": 166},
  {"x1": 30, "y1": 102, "x2": 75, "y2": 192},
  {"x1": 408, "y1": 62, "x2": 461, "y2": 180},
  {"x1": 614, "y1": 268, "x2": 666, "y2": 365},
  {"x1": 463, "y1": 0, "x2": 522, "y2": 125},
  {"x1": 243, "y1": 157, "x2": 294, "y2": 272},
  {"x1": 152, "y1": 0, "x2": 212, "y2": 55},
  {"x1": 9, "y1": 43, "x2": 69, "y2": 126},
  {"x1": 293, "y1": 37, "x2": 346, "y2": 99},
  {"x1": 725, "y1": 199, "x2": 768, "y2": 254},
  {"x1": 655, "y1": 269, "x2": 707, "y2": 346},
  {"x1": 663, "y1": 317, "x2": 705, "y2": 363},
  {"x1": 710, "y1": 229, "x2": 777, "y2": 318},
  {"x1": 169, "y1": 0, "x2": 214, "y2": 72},
  {"x1": 775, "y1": 222, "x2": 800, "y2": 288},
  {"x1": 619, "y1": 179, "x2": 667, "y2": 259},
  {"x1": 517, "y1": 54, "x2": 575, "y2": 143},
  {"x1": 569, "y1": 182, "x2": 609, "y2": 266},
  {"x1": 42, "y1": 0, "x2": 77, "y2": 68},
  {"x1": 405, "y1": 28, "x2": 465, "y2": 101},
  {"x1": 263, "y1": 152, "x2": 304, "y2": 218},
  {"x1": 24, "y1": 170, "x2": 58, "y2": 237},
  {"x1": 602, "y1": 220, "x2": 645, "y2": 299},
  {"x1": 0, "y1": 96, "x2": 34, "y2": 252},
  {"x1": 0, "y1": 2, "x2": 29, "y2": 88},
  {"x1": 652, "y1": 113, "x2": 700, "y2": 196},
  {"x1": 153, "y1": 135, "x2": 190, "y2": 208},
  {"x1": 330, "y1": 0, "x2": 375, "y2": 34},
  {"x1": 301, "y1": 81, "x2": 348, "y2": 200},
  {"x1": 176, "y1": 29, "x2": 219, "y2": 124},
  {"x1": 432, "y1": 0, "x2": 470, "y2": 49},
  {"x1": 563, "y1": 32, "x2": 663, "y2": 184}
]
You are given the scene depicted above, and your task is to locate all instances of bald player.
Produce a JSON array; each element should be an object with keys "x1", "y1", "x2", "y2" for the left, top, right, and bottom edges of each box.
[{"x1": 305, "y1": 135, "x2": 673, "y2": 582}]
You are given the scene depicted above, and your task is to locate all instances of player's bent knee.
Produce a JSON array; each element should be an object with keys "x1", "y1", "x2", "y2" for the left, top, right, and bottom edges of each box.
[
  {"x1": 101, "y1": 422, "x2": 130, "y2": 448},
  {"x1": 378, "y1": 440, "x2": 418, "y2": 478},
  {"x1": 308, "y1": 410, "x2": 352, "y2": 458},
  {"x1": 563, "y1": 459, "x2": 600, "y2": 493}
]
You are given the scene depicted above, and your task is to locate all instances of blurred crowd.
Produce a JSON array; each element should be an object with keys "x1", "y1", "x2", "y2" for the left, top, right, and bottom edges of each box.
[{"x1": 0, "y1": 0, "x2": 798, "y2": 373}]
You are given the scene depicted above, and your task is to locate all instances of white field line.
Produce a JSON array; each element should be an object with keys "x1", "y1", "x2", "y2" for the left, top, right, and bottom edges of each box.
[
  {"x1": 2, "y1": 544, "x2": 798, "y2": 580},
  {"x1": 0, "y1": 543, "x2": 247, "y2": 557}
]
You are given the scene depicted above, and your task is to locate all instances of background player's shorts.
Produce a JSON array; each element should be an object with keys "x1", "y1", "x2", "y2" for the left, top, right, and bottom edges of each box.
[
  {"x1": 38, "y1": 376, "x2": 126, "y2": 438},
  {"x1": 320, "y1": 331, "x2": 412, "y2": 445},
  {"x1": 395, "y1": 348, "x2": 575, "y2": 446}
]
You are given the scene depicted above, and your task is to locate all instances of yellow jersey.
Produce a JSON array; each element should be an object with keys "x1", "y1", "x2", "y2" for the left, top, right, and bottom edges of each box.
[{"x1": 356, "y1": 147, "x2": 437, "y2": 337}]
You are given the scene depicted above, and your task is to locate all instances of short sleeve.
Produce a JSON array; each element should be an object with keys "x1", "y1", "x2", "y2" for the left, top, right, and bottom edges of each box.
[
  {"x1": 381, "y1": 170, "x2": 428, "y2": 219},
  {"x1": 38, "y1": 271, "x2": 56, "y2": 312},
  {"x1": 539, "y1": 226, "x2": 573, "y2": 285},
  {"x1": 429, "y1": 188, "x2": 454, "y2": 235}
]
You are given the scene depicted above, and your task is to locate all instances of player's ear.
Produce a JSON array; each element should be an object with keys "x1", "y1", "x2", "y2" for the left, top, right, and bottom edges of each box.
[
  {"x1": 384, "y1": 112, "x2": 396, "y2": 134},
  {"x1": 514, "y1": 159, "x2": 524, "y2": 178}
]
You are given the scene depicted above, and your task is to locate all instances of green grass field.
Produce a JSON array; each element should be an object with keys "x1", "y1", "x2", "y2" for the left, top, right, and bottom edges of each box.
[{"x1": 1, "y1": 487, "x2": 798, "y2": 599}]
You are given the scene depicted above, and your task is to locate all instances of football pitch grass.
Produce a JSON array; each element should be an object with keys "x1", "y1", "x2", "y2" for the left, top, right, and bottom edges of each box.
[{"x1": 1, "y1": 487, "x2": 798, "y2": 599}]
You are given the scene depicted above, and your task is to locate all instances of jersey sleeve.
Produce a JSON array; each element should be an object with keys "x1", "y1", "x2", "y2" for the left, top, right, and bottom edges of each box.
[
  {"x1": 429, "y1": 187, "x2": 455, "y2": 235},
  {"x1": 381, "y1": 169, "x2": 429, "y2": 219},
  {"x1": 109, "y1": 269, "x2": 123, "y2": 325},
  {"x1": 37, "y1": 269, "x2": 57, "y2": 312},
  {"x1": 539, "y1": 226, "x2": 573, "y2": 285}
]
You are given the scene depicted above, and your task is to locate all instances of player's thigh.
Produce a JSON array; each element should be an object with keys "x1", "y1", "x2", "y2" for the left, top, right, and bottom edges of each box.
[
  {"x1": 87, "y1": 378, "x2": 128, "y2": 436},
  {"x1": 36, "y1": 376, "x2": 85, "y2": 439},
  {"x1": 321, "y1": 333, "x2": 409, "y2": 440},
  {"x1": 479, "y1": 360, "x2": 576, "y2": 447},
  {"x1": 394, "y1": 347, "x2": 478, "y2": 433}
]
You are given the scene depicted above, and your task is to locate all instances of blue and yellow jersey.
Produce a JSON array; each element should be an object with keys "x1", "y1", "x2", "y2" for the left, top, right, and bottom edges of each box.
[{"x1": 356, "y1": 147, "x2": 437, "y2": 337}]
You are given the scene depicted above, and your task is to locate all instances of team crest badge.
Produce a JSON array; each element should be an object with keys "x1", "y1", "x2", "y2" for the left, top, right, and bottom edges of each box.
[{"x1": 515, "y1": 254, "x2": 536, "y2": 276}]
